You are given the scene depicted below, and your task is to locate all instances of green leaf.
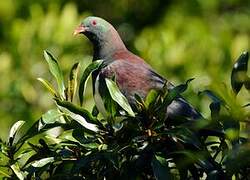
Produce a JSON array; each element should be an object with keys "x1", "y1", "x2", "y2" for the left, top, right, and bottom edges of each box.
[
  {"x1": 173, "y1": 78, "x2": 194, "y2": 94},
  {"x1": 16, "y1": 121, "x2": 66, "y2": 150},
  {"x1": 209, "y1": 102, "x2": 221, "y2": 120},
  {"x1": 223, "y1": 143, "x2": 250, "y2": 175},
  {"x1": 231, "y1": 51, "x2": 249, "y2": 94},
  {"x1": 55, "y1": 100, "x2": 99, "y2": 132},
  {"x1": 198, "y1": 90, "x2": 223, "y2": 104},
  {"x1": 171, "y1": 150, "x2": 214, "y2": 171},
  {"x1": 67, "y1": 62, "x2": 79, "y2": 102},
  {"x1": 0, "y1": 168, "x2": 11, "y2": 178},
  {"x1": 63, "y1": 109, "x2": 99, "y2": 132},
  {"x1": 105, "y1": 78, "x2": 135, "y2": 117},
  {"x1": 41, "y1": 109, "x2": 64, "y2": 124},
  {"x1": 158, "y1": 127, "x2": 202, "y2": 148},
  {"x1": 91, "y1": 105, "x2": 99, "y2": 117},
  {"x1": 104, "y1": 92, "x2": 119, "y2": 118},
  {"x1": 198, "y1": 90, "x2": 226, "y2": 119},
  {"x1": 162, "y1": 78, "x2": 194, "y2": 107},
  {"x1": 54, "y1": 99, "x2": 98, "y2": 124},
  {"x1": 243, "y1": 77, "x2": 250, "y2": 91},
  {"x1": 31, "y1": 157, "x2": 54, "y2": 168},
  {"x1": 156, "y1": 79, "x2": 194, "y2": 120},
  {"x1": 151, "y1": 155, "x2": 173, "y2": 180},
  {"x1": 43, "y1": 50, "x2": 65, "y2": 99},
  {"x1": 134, "y1": 93, "x2": 145, "y2": 106},
  {"x1": 10, "y1": 163, "x2": 26, "y2": 180},
  {"x1": 145, "y1": 89, "x2": 159, "y2": 108},
  {"x1": 79, "y1": 60, "x2": 103, "y2": 106},
  {"x1": 37, "y1": 78, "x2": 58, "y2": 97},
  {"x1": 207, "y1": 170, "x2": 223, "y2": 180},
  {"x1": 72, "y1": 129, "x2": 99, "y2": 149},
  {"x1": 9, "y1": 120, "x2": 25, "y2": 146},
  {"x1": 172, "y1": 127, "x2": 202, "y2": 148}
]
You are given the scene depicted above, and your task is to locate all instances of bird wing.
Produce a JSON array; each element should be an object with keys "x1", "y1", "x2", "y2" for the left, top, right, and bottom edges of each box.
[
  {"x1": 99, "y1": 59, "x2": 164, "y2": 103},
  {"x1": 98, "y1": 57, "x2": 202, "y2": 120}
]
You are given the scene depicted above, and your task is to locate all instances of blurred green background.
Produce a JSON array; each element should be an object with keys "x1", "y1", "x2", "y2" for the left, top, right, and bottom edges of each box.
[{"x1": 0, "y1": 0, "x2": 249, "y2": 139}]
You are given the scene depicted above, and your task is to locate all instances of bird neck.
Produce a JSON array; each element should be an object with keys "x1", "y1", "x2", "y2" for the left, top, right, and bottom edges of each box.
[{"x1": 92, "y1": 29, "x2": 127, "y2": 60}]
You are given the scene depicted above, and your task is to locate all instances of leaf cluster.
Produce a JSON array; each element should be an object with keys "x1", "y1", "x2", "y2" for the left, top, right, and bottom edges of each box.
[{"x1": 0, "y1": 51, "x2": 249, "y2": 179}]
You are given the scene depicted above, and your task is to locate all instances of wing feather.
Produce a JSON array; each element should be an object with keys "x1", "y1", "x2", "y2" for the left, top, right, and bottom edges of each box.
[{"x1": 97, "y1": 55, "x2": 202, "y2": 120}]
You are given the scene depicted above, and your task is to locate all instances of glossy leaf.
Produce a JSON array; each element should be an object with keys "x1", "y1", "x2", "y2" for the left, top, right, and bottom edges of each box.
[
  {"x1": 145, "y1": 89, "x2": 159, "y2": 108},
  {"x1": 105, "y1": 78, "x2": 135, "y2": 117},
  {"x1": 16, "y1": 120, "x2": 66, "y2": 149},
  {"x1": 0, "y1": 168, "x2": 11, "y2": 178},
  {"x1": 43, "y1": 51, "x2": 65, "y2": 99},
  {"x1": 54, "y1": 99, "x2": 98, "y2": 124},
  {"x1": 209, "y1": 102, "x2": 221, "y2": 120},
  {"x1": 57, "y1": 102, "x2": 99, "y2": 132},
  {"x1": 68, "y1": 112, "x2": 98, "y2": 132},
  {"x1": 173, "y1": 78, "x2": 194, "y2": 94},
  {"x1": 207, "y1": 170, "x2": 223, "y2": 180},
  {"x1": 10, "y1": 163, "x2": 25, "y2": 180},
  {"x1": 198, "y1": 90, "x2": 223, "y2": 104},
  {"x1": 134, "y1": 93, "x2": 145, "y2": 112},
  {"x1": 171, "y1": 150, "x2": 214, "y2": 171},
  {"x1": 79, "y1": 60, "x2": 103, "y2": 106},
  {"x1": 134, "y1": 93, "x2": 144, "y2": 105},
  {"x1": 174, "y1": 128, "x2": 201, "y2": 148},
  {"x1": 161, "y1": 78, "x2": 194, "y2": 109},
  {"x1": 37, "y1": 78, "x2": 58, "y2": 97},
  {"x1": 231, "y1": 51, "x2": 249, "y2": 94},
  {"x1": 72, "y1": 129, "x2": 99, "y2": 149},
  {"x1": 31, "y1": 157, "x2": 54, "y2": 168},
  {"x1": 159, "y1": 127, "x2": 201, "y2": 148},
  {"x1": 151, "y1": 155, "x2": 173, "y2": 180},
  {"x1": 67, "y1": 62, "x2": 79, "y2": 102},
  {"x1": 199, "y1": 90, "x2": 225, "y2": 119},
  {"x1": 8, "y1": 120, "x2": 25, "y2": 146},
  {"x1": 41, "y1": 109, "x2": 64, "y2": 124},
  {"x1": 104, "y1": 92, "x2": 118, "y2": 118}
]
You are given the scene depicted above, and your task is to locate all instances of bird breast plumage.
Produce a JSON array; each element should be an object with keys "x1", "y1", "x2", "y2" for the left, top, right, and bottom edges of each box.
[{"x1": 99, "y1": 59, "x2": 165, "y2": 105}]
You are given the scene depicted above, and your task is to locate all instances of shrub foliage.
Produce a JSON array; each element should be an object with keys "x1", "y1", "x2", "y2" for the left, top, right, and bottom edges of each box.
[{"x1": 0, "y1": 51, "x2": 249, "y2": 179}]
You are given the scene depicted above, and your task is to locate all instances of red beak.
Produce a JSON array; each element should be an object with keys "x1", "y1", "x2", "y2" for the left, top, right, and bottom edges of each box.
[{"x1": 73, "y1": 24, "x2": 87, "y2": 36}]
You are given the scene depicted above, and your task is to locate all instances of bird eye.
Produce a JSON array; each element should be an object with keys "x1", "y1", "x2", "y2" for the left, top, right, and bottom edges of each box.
[{"x1": 92, "y1": 20, "x2": 97, "y2": 26}]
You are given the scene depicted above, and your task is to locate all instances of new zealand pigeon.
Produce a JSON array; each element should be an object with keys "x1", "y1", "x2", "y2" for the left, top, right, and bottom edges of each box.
[{"x1": 74, "y1": 16, "x2": 201, "y2": 120}]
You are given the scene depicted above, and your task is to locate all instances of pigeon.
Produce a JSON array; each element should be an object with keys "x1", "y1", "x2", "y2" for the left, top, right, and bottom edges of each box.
[{"x1": 74, "y1": 16, "x2": 202, "y2": 120}]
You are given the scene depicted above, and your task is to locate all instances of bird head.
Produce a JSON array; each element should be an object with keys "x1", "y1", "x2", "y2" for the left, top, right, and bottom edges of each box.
[
  {"x1": 74, "y1": 16, "x2": 113, "y2": 43},
  {"x1": 74, "y1": 16, "x2": 126, "y2": 59}
]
